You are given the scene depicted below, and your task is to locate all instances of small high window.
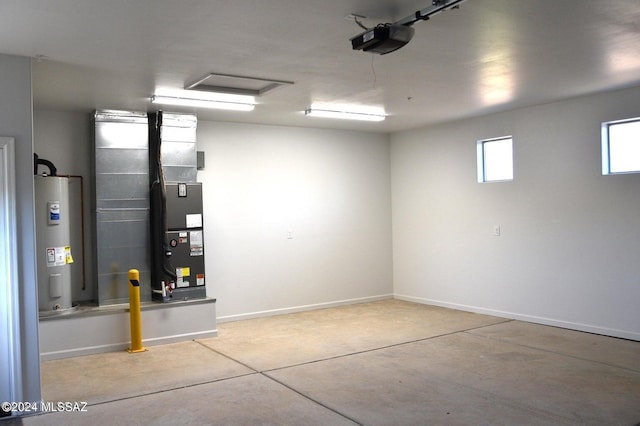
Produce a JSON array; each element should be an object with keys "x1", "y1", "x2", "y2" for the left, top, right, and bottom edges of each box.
[
  {"x1": 602, "y1": 118, "x2": 640, "y2": 175},
  {"x1": 477, "y1": 136, "x2": 513, "y2": 182}
]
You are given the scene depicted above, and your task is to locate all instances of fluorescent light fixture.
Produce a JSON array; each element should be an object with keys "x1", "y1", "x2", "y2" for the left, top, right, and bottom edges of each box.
[
  {"x1": 152, "y1": 95, "x2": 255, "y2": 111},
  {"x1": 305, "y1": 103, "x2": 386, "y2": 122},
  {"x1": 151, "y1": 88, "x2": 255, "y2": 111},
  {"x1": 305, "y1": 108, "x2": 385, "y2": 122}
]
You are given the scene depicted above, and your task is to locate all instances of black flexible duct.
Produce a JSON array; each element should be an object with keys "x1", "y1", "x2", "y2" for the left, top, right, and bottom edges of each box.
[
  {"x1": 148, "y1": 112, "x2": 177, "y2": 289},
  {"x1": 33, "y1": 153, "x2": 58, "y2": 176}
]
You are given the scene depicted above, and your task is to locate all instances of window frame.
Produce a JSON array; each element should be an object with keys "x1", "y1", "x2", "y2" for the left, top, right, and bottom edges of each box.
[
  {"x1": 476, "y1": 135, "x2": 514, "y2": 183},
  {"x1": 601, "y1": 117, "x2": 640, "y2": 175}
]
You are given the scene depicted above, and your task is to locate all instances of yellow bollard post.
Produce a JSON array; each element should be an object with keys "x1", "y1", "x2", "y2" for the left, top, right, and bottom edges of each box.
[{"x1": 128, "y1": 269, "x2": 147, "y2": 353}]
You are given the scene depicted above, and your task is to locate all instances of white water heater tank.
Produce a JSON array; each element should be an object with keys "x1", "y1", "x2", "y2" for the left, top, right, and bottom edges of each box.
[{"x1": 35, "y1": 175, "x2": 73, "y2": 312}]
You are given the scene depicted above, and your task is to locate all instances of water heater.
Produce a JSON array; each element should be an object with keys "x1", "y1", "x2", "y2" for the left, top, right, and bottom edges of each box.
[{"x1": 35, "y1": 175, "x2": 73, "y2": 312}]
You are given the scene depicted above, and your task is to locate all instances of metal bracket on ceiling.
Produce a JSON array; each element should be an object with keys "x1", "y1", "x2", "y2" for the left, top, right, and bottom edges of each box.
[
  {"x1": 415, "y1": 11, "x2": 430, "y2": 22},
  {"x1": 396, "y1": 0, "x2": 467, "y2": 27}
]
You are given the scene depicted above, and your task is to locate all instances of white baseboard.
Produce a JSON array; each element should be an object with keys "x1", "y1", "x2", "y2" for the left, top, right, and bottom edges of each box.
[
  {"x1": 217, "y1": 294, "x2": 394, "y2": 323},
  {"x1": 394, "y1": 294, "x2": 640, "y2": 342}
]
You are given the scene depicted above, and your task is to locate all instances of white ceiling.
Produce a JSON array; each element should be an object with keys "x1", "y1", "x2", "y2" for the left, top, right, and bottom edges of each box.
[{"x1": 2, "y1": 0, "x2": 640, "y2": 133}]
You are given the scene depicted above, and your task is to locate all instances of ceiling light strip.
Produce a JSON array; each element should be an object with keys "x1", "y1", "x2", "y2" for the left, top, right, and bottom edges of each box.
[
  {"x1": 150, "y1": 95, "x2": 255, "y2": 111},
  {"x1": 305, "y1": 108, "x2": 385, "y2": 122}
]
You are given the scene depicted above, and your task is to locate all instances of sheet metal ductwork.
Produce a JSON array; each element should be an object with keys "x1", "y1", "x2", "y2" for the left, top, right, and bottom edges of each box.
[{"x1": 93, "y1": 110, "x2": 205, "y2": 305}]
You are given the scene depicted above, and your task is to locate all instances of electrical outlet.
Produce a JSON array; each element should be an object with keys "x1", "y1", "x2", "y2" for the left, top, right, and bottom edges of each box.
[
  {"x1": 287, "y1": 228, "x2": 294, "y2": 239},
  {"x1": 493, "y1": 225, "x2": 501, "y2": 236}
]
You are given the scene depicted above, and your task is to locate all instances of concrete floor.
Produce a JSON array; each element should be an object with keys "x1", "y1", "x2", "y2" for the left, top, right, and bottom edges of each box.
[{"x1": 12, "y1": 299, "x2": 640, "y2": 425}]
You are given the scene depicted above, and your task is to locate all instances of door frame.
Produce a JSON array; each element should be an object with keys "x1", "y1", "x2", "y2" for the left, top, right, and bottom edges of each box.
[{"x1": 0, "y1": 136, "x2": 21, "y2": 415}]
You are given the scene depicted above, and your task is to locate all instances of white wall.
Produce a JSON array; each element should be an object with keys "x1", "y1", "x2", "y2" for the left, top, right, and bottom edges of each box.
[
  {"x1": 197, "y1": 121, "x2": 393, "y2": 319},
  {"x1": 391, "y1": 86, "x2": 640, "y2": 340}
]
